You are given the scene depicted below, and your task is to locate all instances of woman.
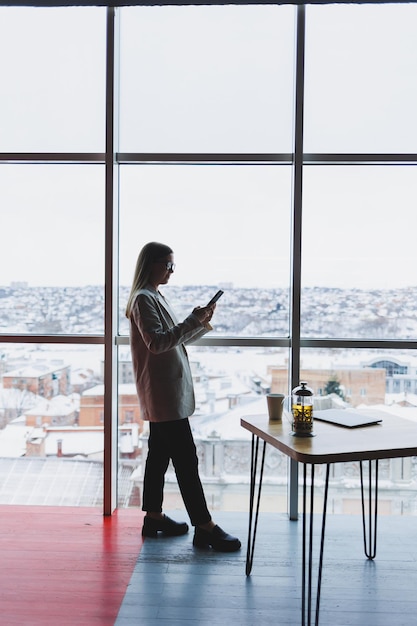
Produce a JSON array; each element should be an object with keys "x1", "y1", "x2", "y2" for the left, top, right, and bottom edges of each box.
[{"x1": 125, "y1": 242, "x2": 241, "y2": 552}]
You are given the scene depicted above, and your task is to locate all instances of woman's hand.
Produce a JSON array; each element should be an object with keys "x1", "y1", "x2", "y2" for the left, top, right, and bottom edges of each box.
[{"x1": 192, "y1": 303, "x2": 216, "y2": 325}]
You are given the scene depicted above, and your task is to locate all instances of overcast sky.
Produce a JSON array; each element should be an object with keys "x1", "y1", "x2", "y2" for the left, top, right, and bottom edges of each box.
[{"x1": 1, "y1": 4, "x2": 417, "y2": 290}]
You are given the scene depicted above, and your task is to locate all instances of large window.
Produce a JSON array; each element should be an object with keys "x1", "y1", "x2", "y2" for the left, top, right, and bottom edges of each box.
[
  {"x1": 301, "y1": 166, "x2": 417, "y2": 339},
  {"x1": 0, "y1": 7, "x2": 106, "y2": 152},
  {"x1": 304, "y1": 4, "x2": 417, "y2": 153},
  {"x1": 1, "y1": 2, "x2": 417, "y2": 516},
  {"x1": 118, "y1": 163, "x2": 292, "y2": 335},
  {"x1": 0, "y1": 165, "x2": 105, "y2": 335},
  {"x1": 119, "y1": 5, "x2": 295, "y2": 153}
]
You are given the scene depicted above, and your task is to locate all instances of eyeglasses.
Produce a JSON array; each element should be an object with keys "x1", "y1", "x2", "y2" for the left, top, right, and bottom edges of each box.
[{"x1": 156, "y1": 261, "x2": 175, "y2": 271}]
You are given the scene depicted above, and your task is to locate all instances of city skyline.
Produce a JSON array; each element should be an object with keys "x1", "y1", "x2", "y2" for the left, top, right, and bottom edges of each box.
[{"x1": 2, "y1": 282, "x2": 417, "y2": 342}]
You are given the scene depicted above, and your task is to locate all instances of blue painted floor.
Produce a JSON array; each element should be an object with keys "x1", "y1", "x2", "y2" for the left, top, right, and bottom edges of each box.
[{"x1": 115, "y1": 511, "x2": 417, "y2": 625}]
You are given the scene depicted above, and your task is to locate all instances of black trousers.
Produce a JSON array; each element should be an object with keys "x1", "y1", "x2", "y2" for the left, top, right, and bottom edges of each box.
[{"x1": 142, "y1": 418, "x2": 212, "y2": 527}]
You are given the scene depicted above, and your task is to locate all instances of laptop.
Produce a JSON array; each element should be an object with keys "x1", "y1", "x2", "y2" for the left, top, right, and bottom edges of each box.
[{"x1": 314, "y1": 409, "x2": 383, "y2": 429}]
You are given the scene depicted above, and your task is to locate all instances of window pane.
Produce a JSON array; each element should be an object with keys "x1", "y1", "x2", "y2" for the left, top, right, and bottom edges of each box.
[
  {"x1": 118, "y1": 346, "x2": 290, "y2": 512},
  {"x1": 0, "y1": 344, "x2": 105, "y2": 506},
  {"x1": 301, "y1": 166, "x2": 417, "y2": 339},
  {"x1": 298, "y1": 348, "x2": 417, "y2": 515},
  {"x1": 0, "y1": 7, "x2": 106, "y2": 152},
  {"x1": 119, "y1": 164, "x2": 291, "y2": 336},
  {"x1": 304, "y1": 4, "x2": 417, "y2": 153},
  {"x1": 0, "y1": 165, "x2": 105, "y2": 334},
  {"x1": 120, "y1": 5, "x2": 295, "y2": 152}
]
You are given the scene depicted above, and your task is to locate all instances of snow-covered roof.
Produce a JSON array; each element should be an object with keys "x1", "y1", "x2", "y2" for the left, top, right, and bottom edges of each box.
[
  {"x1": 4, "y1": 363, "x2": 68, "y2": 377},
  {"x1": 24, "y1": 394, "x2": 80, "y2": 417},
  {"x1": 82, "y1": 383, "x2": 137, "y2": 397}
]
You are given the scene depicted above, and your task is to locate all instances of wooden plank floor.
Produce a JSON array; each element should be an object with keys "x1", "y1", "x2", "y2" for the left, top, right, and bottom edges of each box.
[
  {"x1": 1, "y1": 505, "x2": 417, "y2": 625},
  {"x1": 116, "y1": 511, "x2": 417, "y2": 626},
  {"x1": 0, "y1": 506, "x2": 144, "y2": 626}
]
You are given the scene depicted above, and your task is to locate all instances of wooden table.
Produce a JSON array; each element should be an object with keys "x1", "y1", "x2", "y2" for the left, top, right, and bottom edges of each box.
[{"x1": 241, "y1": 411, "x2": 417, "y2": 626}]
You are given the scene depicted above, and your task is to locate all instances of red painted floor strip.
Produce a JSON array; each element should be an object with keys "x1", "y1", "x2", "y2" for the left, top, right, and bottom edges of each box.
[{"x1": 0, "y1": 506, "x2": 144, "y2": 626}]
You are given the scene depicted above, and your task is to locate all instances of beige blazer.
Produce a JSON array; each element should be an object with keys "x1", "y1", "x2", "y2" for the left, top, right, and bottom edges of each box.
[{"x1": 129, "y1": 286, "x2": 210, "y2": 422}]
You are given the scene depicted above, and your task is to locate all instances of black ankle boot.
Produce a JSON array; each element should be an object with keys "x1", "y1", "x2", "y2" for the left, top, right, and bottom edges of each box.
[
  {"x1": 142, "y1": 515, "x2": 189, "y2": 538},
  {"x1": 193, "y1": 525, "x2": 241, "y2": 552}
]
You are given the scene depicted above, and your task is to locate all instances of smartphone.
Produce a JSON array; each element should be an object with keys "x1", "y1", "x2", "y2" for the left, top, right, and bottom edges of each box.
[{"x1": 207, "y1": 289, "x2": 224, "y2": 306}]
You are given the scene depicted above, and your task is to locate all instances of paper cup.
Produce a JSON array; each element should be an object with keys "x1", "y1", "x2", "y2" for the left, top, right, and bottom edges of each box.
[{"x1": 266, "y1": 393, "x2": 285, "y2": 422}]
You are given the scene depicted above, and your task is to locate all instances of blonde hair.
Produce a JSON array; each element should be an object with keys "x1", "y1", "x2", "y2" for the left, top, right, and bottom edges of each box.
[{"x1": 125, "y1": 242, "x2": 173, "y2": 319}]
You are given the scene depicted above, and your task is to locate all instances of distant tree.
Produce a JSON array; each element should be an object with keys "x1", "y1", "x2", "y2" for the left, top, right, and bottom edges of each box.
[
  {"x1": 324, "y1": 375, "x2": 345, "y2": 400},
  {"x1": 0, "y1": 388, "x2": 37, "y2": 428}
]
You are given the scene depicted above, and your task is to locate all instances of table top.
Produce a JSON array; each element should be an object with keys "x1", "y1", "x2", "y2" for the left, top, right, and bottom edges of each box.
[{"x1": 241, "y1": 410, "x2": 417, "y2": 464}]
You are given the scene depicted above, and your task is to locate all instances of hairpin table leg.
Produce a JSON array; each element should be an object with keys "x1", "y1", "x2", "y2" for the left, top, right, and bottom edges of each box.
[
  {"x1": 245, "y1": 434, "x2": 266, "y2": 576},
  {"x1": 302, "y1": 463, "x2": 330, "y2": 626},
  {"x1": 360, "y1": 459, "x2": 378, "y2": 560}
]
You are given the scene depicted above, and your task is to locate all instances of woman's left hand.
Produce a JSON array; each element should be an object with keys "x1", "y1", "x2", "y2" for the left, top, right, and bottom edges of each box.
[{"x1": 193, "y1": 304, "x2": 215, "y2": 324}]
